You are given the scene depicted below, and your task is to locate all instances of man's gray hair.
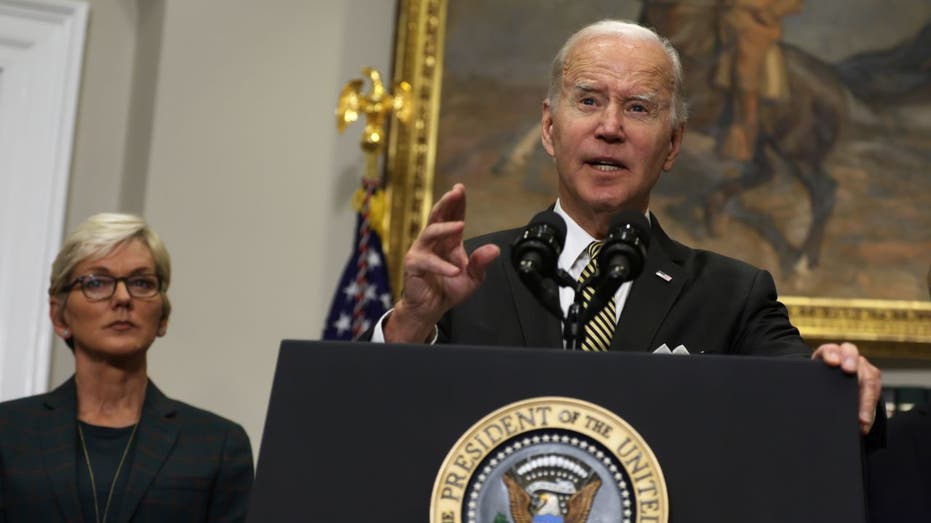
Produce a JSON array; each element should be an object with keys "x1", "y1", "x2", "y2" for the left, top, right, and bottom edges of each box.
[{"x1": 546, "y1": 19, "x2": 688, "y2": 127}]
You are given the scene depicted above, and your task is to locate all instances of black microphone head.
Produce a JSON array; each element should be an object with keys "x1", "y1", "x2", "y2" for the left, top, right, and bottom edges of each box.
[
  {"x1": 596, "y1": 210, "x2": 650, "y2": 283},
  {"x1": 510, "y1": 210, "x2": 567, "y2": 275},
  {"x1": 529, "y1": 210, "x2": 568, "y2": 245},
  {"x1": 608, "y1": 210, "x2": 651, "y2": 249},
  {"x1": 510, "y1": 210, "x2": 567, "y2": 319}
]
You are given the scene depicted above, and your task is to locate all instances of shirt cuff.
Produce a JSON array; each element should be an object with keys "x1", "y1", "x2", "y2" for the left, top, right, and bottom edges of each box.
[{"x1": 370, "y1": 308, "x2": 439, "y2": 344}]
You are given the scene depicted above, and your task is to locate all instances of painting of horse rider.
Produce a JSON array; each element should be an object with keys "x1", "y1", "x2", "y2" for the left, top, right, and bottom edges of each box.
[{"x1": 433, "y1": 0, "x2": 931, "y2": 300}]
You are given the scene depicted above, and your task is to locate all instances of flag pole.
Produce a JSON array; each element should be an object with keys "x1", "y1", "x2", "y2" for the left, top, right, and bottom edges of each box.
[{"x1": 324, "y1": 68, "x2": 411, "y2": 340}]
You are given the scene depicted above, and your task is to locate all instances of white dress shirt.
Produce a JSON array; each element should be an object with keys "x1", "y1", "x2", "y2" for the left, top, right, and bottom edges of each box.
[{"x1": 554, "y1": 200, "x2": 637, "y2": 323}]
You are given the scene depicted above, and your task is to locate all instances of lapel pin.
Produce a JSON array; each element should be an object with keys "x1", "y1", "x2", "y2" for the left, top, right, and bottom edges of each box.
[{"x1": 655, "y1": 270, "x2": 672, "y2": 282}]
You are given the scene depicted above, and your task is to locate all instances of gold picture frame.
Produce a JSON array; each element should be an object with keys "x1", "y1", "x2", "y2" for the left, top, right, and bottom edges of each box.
[{"x1": 383, "y1": 0, "x2": 931, "y2": 360}]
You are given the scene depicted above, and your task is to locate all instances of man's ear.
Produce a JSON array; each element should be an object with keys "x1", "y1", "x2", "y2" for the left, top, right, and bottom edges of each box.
[
  {"x1": 541, "y1": 100, "x2": 556, "y2": 158},
  {"x1": 663, "y1": 122, "x2": 686, "y2": 172}
]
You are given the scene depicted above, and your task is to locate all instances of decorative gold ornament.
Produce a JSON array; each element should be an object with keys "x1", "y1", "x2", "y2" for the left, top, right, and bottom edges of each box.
[
  {"x1": 336, "y1": 67, "x2": 412, "y2": 163},
  {"x1": 336, "y1": 67, "x2": 413, "y2": 282}
]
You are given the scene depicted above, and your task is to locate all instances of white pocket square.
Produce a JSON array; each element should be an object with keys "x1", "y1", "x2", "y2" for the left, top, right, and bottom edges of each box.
[{"x1": 654, "y1": 344, "x2": 690, "y2": 355}]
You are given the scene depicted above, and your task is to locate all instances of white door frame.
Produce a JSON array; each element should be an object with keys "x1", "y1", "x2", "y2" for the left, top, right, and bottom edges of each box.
[{"x1": 0, "y1": 0, "x2": 87, "y2": 401}]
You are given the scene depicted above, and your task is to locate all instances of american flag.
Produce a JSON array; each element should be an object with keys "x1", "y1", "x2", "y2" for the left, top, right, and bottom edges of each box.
[{"x1": 322, "y1": 179, "x2": 393, "y2": 340}]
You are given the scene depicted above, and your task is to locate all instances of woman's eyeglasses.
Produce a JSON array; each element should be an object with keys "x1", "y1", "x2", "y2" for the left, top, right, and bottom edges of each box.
[{"x1": 64, "y1": 274, "x2": 161, "y2": 301}]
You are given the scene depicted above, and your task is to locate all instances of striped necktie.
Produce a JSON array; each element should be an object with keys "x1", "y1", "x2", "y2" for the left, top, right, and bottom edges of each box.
[{"x1": 579, "y1": 241, "x2": 616, "y2": 352}]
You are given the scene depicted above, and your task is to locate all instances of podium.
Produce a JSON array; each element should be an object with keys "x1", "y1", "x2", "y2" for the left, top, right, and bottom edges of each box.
[{"x1": 249, "y1": 341, "x2": 866, "y2": 522}]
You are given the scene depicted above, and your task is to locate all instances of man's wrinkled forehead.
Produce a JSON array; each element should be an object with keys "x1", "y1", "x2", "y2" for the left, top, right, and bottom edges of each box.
[{"x1": 561, "y1": 33, "x2": 674, "y2": 92}]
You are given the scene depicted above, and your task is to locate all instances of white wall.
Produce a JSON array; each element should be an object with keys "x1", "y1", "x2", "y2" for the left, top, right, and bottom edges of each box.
[
  {"x1": 49, "y1": 0, "x2": 159, "y2": 379},
  {"x1": 50, "y1": 0, "x2": 396, "y2": 453}
]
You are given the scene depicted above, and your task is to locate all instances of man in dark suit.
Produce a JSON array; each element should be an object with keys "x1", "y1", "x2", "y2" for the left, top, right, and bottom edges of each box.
[
  {"x1": 0, "y1": 378, "x2": 253, "y2": 522},
  {"x1": 371, "y1": 19, "x2": 882, "y2": 436},
  {"x1": 436, "y1": 214, "x2": 806, "y2": 358}
]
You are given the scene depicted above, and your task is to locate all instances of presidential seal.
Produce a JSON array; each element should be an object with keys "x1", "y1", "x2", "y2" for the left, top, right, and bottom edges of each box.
[{"x1": 431, "y1": 397, "x2": 667, "y2": 523}]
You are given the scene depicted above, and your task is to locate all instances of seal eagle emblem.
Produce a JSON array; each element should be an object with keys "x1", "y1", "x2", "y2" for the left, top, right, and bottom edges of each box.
[
  {"x1": 503, "y1": 454, "x2": 601, "y2": 523},
  {"x1": 431, "y1": 397, "x2": 668, "y2": 523}
]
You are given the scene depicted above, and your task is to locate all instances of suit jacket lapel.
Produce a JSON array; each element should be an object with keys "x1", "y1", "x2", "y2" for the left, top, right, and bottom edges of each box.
[
  {"x1": 611, "y1": 214, "x2": 688, "y2": 352},
  {"x1": 502, "y1": 243, "x2": 564, "y2": 348},
  {"x1": 117, "y1": 380, "x2": 179, "y2": 523},
  {"x1": 40, "y1": 377, "x2": 84, "y2": 522}
]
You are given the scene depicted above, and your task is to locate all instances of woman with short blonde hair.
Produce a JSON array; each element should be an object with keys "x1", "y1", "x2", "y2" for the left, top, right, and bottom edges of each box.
[{"x1": 0, "y1": 212, "x2": 253, "y2": 523}]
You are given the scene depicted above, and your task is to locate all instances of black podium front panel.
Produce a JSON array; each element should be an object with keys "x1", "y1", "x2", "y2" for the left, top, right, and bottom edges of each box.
[{"x1": 249, "y1": 341, "x2": 865, "y2": 523}]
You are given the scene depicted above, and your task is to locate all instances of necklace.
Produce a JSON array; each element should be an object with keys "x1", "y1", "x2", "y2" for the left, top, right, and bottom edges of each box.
[{"x1": 77, "y1": 421, "x2": 139, "y2": 523}]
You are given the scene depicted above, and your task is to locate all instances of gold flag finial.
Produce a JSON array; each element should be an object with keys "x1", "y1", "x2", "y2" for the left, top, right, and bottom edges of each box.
[
  {"x1": 336, "y1": 67, "x2": 412, "y2": 164},
  {"x1": 335, "y1": 67, "x2": 412, "y2": 248}
]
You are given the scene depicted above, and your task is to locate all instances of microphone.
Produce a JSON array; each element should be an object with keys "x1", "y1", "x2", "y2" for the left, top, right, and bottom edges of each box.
[
  {"x1": 580, "y1": 211, "x2": 650, "y2": 324},
  {"x1": 511, "y1": 210, "x2": 567, "y2": 319},
  {"x1": 598, "y1": 210, "x2": 650, "y2": 282}
]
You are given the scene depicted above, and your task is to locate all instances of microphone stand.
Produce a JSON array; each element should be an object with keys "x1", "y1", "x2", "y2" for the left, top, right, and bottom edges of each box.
[
  {"x1": 563, "y1": 301, "x2": 582, "y2": 350},
  {"x1": 524, "y1": 263, "x2": 606, "y2": 351},
  {"x1": 554, "y1": 268, "x2": 595, "y2": 351}
]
